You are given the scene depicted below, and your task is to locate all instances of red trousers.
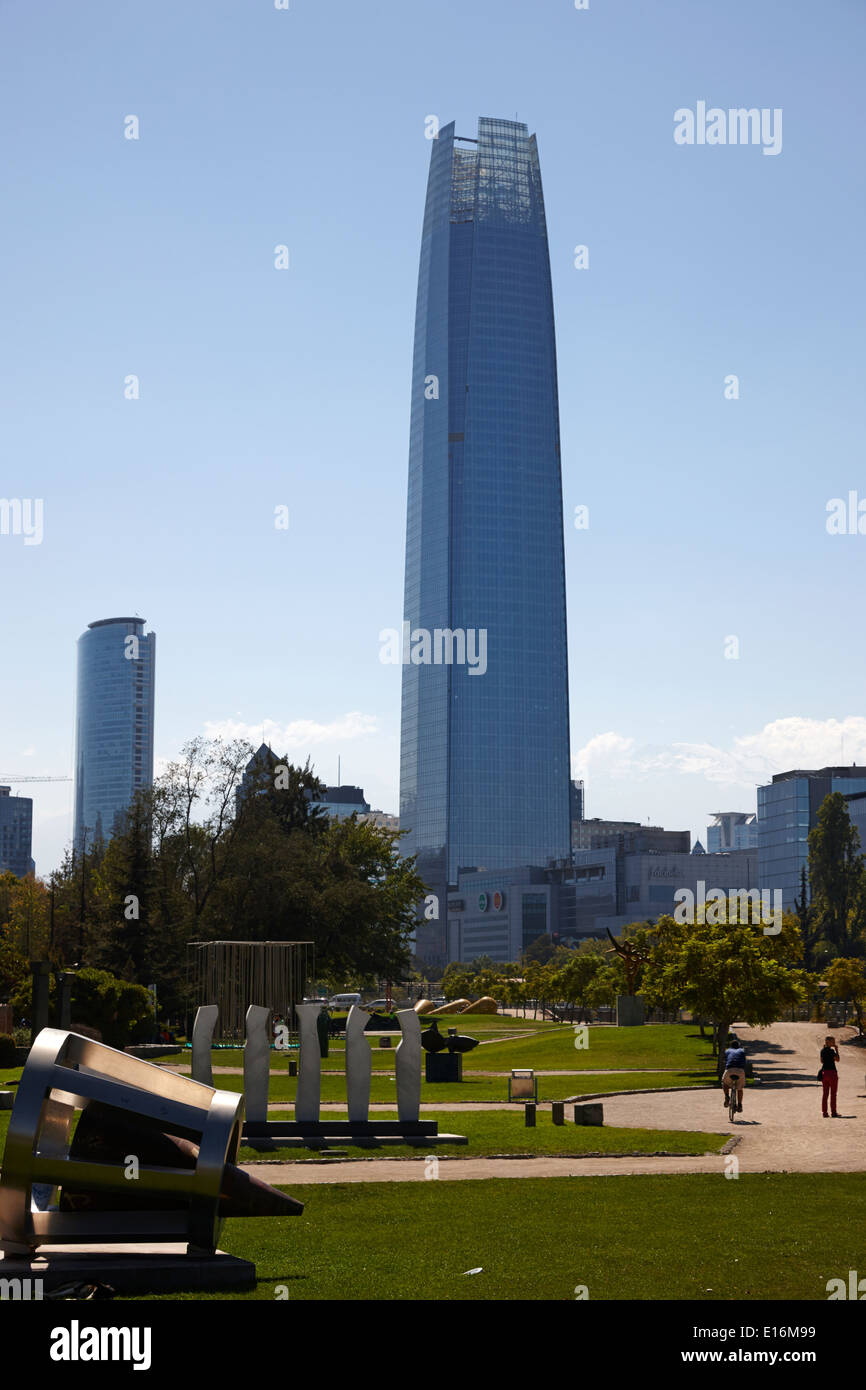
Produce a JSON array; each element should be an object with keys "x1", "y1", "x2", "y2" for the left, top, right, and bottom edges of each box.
[{"x1": 821, "y1": 1069, "x2": 838, "y2": 1115}]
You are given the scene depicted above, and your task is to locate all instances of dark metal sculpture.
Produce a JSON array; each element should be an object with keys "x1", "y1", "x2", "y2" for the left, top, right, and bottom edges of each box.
[
  {"x1": 605, "y1": 928, "x2": 649, "y2": 995},
  {"x1": 422, "y1": 1020, "x2": 480, "y2": 1055}
]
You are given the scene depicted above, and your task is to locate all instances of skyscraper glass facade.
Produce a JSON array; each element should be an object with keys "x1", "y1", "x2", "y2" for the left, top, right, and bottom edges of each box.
[
  {"x1": 73, "y1": 617, "x2": 155, "y2": 851},
  {"x1": 400, "y1": 118, "x2": 572, "y2": 967},
  {"x1": 758, "y1": 767, "x2": 866, "y2": 908},
  {"x1": 0, "y1": 787, "x2": 33, "y2": 877}
]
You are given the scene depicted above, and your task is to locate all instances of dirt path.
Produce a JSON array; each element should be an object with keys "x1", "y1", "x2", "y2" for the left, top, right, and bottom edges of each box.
[{"x1": 240, "y1": 1023, "x2": 866, "y2": 1184}]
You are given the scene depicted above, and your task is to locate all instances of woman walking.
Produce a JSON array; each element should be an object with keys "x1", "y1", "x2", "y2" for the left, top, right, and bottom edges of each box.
[{"x1": 819, "y1": 1035, "x2": 840, "y2": 1118}]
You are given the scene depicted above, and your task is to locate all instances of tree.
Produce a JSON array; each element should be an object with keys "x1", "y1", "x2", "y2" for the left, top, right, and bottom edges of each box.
[
  {"x1": 809, "y1": 793, "x2": 866, "y2": 957},
  {"x1": 551, "y1": 953, "x2": 604, "y2": 1021},
  {"x1": 441, "y1": 962, "x2": 476, "y2": 1000},
  {"x1": 0, "y1": 923, "x2": 28, "y2": 1003},
  {"x1": 642, "y1": 910, "x2": 807, "y2": 1076},
  {"x1": 794, "y1": 864, "x2": 822, "y2": 970},
  {"x1": 823, "y1": 958, "x2": 866, "y2": 1036},
  {"x1": 523, "y1": 934, "x2": 557, "y2": 965}
]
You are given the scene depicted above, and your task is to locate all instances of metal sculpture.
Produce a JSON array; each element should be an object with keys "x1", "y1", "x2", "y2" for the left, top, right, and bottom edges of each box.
[
  {"x1": 186, "y1": 940, "x2": 312, "y2": 1041},
  {"x1": 421, "y1": 1020, "x2": 480, "y2": 1055},
  {"x1": 605, "y1": 928, "x2": 649, "y2": 995},
  {"x1": 0, "y1": 1028, "x2": 301, "y2": 1258}
]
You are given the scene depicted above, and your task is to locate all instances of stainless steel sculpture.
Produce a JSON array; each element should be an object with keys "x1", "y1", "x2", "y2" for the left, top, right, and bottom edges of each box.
[
  {"x1": 0, "y1": 1028, "x2": 301, "y2": 1258},
  {"x1": 344, "y1": 1005, "x2": 372, "y2": 1123},
  {"x1": 191, "y1": 1004, "x2": 218, "y2": 1085},
  {"x1": 395, "y1": 1008, "x2": 422, "y2": 1123},
  {"x1": 294, "y1": 1003, "x2": 322, "y2": 1122}
]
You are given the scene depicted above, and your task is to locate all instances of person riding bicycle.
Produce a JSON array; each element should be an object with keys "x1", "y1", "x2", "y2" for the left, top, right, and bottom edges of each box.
[{"x1": 721, "y1": 1036, "x2": 747, "y2": 1113}]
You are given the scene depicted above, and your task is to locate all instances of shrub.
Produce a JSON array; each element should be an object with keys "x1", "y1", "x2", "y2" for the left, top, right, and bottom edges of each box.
[
  {"x1": 70, "y1": 969, "x2": 152, "y2": 1049},
  {"x1": 0, "y1": 1033, "x2": 16, "y2": 1066}
]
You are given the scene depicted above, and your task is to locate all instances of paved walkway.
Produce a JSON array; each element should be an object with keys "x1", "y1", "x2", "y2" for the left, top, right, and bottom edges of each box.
[{"x1": 240, "y1": 1022, "x2": 866, "y2": 1184}]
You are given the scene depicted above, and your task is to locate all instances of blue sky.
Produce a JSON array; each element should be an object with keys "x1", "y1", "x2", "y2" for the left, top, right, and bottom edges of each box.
[{"x1": 1, "y1": 0, "x2": 864, "y2": 873}]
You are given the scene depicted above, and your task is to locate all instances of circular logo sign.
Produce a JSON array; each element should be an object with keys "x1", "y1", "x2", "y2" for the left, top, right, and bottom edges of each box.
[
  {"x1": 478, "y1": 893, "x2": 488, "y2": 912},
  {"x1": 493, "y1": 890, "x2": 505, "y2": 911}
]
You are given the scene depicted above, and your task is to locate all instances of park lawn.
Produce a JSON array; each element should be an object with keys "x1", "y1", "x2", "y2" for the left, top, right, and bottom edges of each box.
[
  {"x1": 205, "y1": 1068, "x2": 714, "y2": 1105},
  {"x1": 191, "y1": 1023, "x2": 716, "y2": 1075},
  {"x1": 238, "y1": 1109, "x2": 727, "y2": 1161},
  {"x1": 466, "y1": 1023, "x2": 716, "y2": 1072},
  {"x1": 131, "y1": 1172, "x2": 866, "y2": 1301}
]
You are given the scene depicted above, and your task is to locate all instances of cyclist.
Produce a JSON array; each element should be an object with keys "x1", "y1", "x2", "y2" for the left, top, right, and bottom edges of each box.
[{"x1": 721, "y1": 1036, "x2": 747, "y2": 1113}]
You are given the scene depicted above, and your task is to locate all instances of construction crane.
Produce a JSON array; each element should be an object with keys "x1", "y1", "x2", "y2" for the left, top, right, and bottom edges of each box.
[{"x1": 0, "y1": 775, "x2": 72, "y2": 783}]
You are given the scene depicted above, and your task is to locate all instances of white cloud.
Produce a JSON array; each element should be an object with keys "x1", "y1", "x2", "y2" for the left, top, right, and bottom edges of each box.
[
  {"x1": 574, "y1": 716, "x2": 866, "y2": 790},
  {"x1": 202, "y1": 712, "x2": 379, "y2": 749}
]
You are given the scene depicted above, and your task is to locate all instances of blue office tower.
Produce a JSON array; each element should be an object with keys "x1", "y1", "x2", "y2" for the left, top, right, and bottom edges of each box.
[
  {"x1": 73, "y1": 617, "x2": 156, "y2": 852},
  {"x1": 400, "y1": 118, "x2": 572, "y2": 969}
]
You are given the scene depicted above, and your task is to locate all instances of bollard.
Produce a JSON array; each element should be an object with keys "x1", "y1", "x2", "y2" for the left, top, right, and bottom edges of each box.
[
  {"x1": 551, "y1": 1101, "x2": 565, "y2": 1126},
  {"x1": 524, "y1": 1102, "x2": 536, "y2": 1128},
  {"x1": 288, "y1": 1058, "x2": 298, "y2": 1077},
  {"x1": 573, "y1": 1103, "x2": 604, "y2": 1127}
]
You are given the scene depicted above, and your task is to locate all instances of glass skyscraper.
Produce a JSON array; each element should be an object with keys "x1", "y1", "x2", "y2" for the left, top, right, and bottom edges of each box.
[
  {"x1": 73, "y1": 617, "x2": 156, "y2": 852},
  {"x1": 758, "y1": 766, "x2": 866, "y2": 909},
  {"x1": 400, "y1": 118, "x2": 572, "y2": 968}
]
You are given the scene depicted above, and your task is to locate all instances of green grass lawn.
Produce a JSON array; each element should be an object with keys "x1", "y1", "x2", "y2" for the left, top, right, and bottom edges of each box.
[
  {"x1": 129, "y1": 1172, "x2": 866, "y2": 1300},
  {"x1": 201, "y1": 1068, "x2": 713, "y2": 1105},
  {"x1": 238, "y1": 1109, "x2": 727, "y2": 1161},
  {"x1": 166, "y1": 1023, "x2": 715, "y2": 1077}
]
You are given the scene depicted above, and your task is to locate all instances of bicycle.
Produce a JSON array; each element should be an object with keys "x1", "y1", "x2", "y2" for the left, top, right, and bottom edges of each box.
[{"x1": 725, "y1": 1070, "x2": 745, "y2": 1122}]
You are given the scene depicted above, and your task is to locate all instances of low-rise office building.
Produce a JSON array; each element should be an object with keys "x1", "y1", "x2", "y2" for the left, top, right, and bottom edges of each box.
[{"x1": 0, "y1": 786, "x2": 34, "y2": 877}]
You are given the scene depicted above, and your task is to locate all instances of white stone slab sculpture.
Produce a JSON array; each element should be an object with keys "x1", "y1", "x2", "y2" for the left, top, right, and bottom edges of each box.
[
  {"x1": 191, "y1": 1004, "x2": 218, "y2": 1085},
  {"x1": 395, "y1": 1008, "x2": 422, "y2": 1123},
  {"x1": 294, "y1": 1003, "x2": 322, "y2": 1122},
  {"x1": 243, "y1": 1004, "x2": 271, "y2": 1124},
  {"x1": 345, "y1": 1005, "x2": 372, "y2": 1123}
]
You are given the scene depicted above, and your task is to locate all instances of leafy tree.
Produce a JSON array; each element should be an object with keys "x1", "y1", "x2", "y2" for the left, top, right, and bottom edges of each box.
[
  {"x1": 43, "y1": 739, "x2": 425, "y2": 1014},
  {"x1": 68, "y1": 967, "x2": 153, "y2": 1047},
  {"x1": 551, "y1": 953, "x2": 604, "y2": 1021},
  {"x1": 0, "y1": 924, "x2": 28, "y2": 1002},
  {"x1": 523, "y1": 934, "x2": 557, "y2": 965},
  {"x1": 794, "y1": 864, "x2": 822, "y2": 970},
  {"x1": 808, "y1": 792, "x2": 866, "y2": 957},
  {"x1": 823, "y1": 958, "x2": 866, "y2": 1035},
  {"x1": 441, "y1": 962, "x2": 476, "y2": 1000},
  {"x1": 642, "y1": 910, "x2": 807, "y2": 1076}
]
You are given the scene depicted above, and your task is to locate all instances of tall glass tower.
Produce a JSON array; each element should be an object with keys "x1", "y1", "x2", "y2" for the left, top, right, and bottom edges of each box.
[
  {"x1": 400, "y1": 118, "x2": 572, "y2": 968},
  {"x1": 73, "y1": 617, "x2": 156, "y2": 852}
]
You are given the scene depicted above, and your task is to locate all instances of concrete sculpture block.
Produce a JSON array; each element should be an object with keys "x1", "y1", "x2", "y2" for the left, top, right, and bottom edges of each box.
[
  {"x1": 294, "y1": 1004, "x2": 322, "y2": 1122},
  {"x1": 191, "y1": 1004, "x2": 219, "y2": 1085},
  {"x1": 243, "y1": 1005, "x2": 271, "y2": 1124},
  {"x1": 395, "y1": 1008, "x2": 422, "y2": 1124},
  {"x1": 345, "y1": 1005, "x2": 372, "y2": 1123}
]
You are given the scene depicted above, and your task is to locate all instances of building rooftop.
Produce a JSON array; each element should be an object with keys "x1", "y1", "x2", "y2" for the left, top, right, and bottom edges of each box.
[
  {"x1": 771, "y1": 766, "x2": 866, "y2": 783},
  {"x1": 87, "y1": 616, "x2": 145, "y2": 630}
]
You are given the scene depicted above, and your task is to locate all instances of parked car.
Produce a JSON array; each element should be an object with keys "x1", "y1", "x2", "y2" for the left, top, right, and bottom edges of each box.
[
  {"x1": 329, "y1": 993, "x2": 362, "y2": 1010},
  {"x1": 364, "y1": 999, "x2": 391, "y2": 1011}
]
